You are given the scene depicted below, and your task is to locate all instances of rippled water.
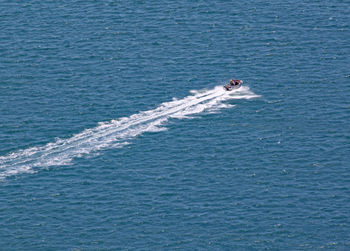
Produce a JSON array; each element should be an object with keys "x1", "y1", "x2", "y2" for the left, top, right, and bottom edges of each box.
[{"x1": 1, "y1": 1, "x2": 350, "y2": 250}]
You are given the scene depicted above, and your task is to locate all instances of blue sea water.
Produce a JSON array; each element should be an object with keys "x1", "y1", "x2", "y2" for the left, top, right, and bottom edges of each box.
[{"x1": 1, "y1": 0, "x2": 350, "y2": 250}]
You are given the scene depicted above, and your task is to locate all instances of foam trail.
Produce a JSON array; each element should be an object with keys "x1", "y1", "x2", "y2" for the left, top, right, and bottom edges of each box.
[{"x1": 0, "y1": 86, "x2": 259, "y2": 179}]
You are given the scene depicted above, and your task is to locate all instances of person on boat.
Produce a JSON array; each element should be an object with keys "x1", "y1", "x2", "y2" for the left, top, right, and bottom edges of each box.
[{"x1": 230, "y1": 79, "x2": 234, "y2": 86}]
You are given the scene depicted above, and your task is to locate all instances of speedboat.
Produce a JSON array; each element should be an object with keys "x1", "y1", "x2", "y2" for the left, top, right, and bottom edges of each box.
[{"x1": 223, "y1": 79, "x2": 243, "y2": 91}]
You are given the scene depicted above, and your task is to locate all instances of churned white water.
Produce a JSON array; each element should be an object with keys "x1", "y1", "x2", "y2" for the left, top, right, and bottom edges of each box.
[{"x1": 0, "y1": 86, "x2": 259, "y2": 179}]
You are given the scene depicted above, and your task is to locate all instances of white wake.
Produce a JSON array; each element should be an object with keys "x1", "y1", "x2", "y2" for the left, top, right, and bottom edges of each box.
[{"x1": 0, "y1": 86, "x2": 259, "y2": 179}]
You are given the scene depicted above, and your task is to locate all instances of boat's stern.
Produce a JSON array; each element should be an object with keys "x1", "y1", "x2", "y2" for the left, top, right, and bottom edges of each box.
[{"x1": 223, "y1": 79, "x2": 243, "y2": 91}]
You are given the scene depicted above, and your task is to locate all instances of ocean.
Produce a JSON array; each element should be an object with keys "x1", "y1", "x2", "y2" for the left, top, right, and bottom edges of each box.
[{"x1": 1, "y1": 1, "x2": 349, "y2": 250}]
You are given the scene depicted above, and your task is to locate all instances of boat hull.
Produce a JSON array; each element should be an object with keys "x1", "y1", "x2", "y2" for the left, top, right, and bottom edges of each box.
[{"x1": 223, "y1": 83, "x2": 242, "y2": 91}]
